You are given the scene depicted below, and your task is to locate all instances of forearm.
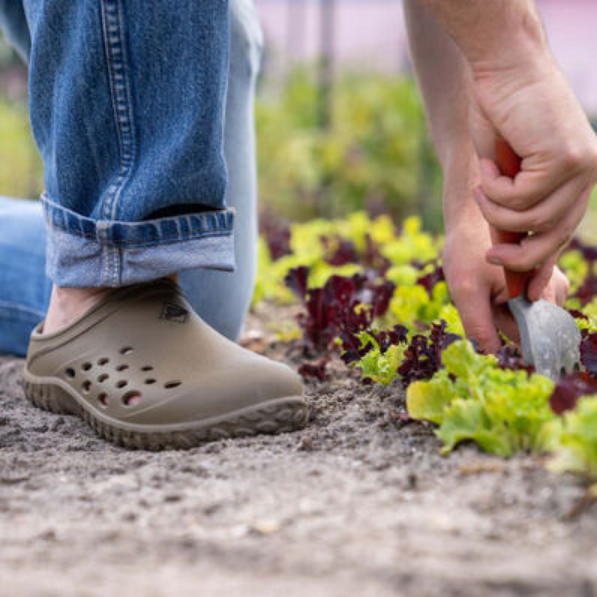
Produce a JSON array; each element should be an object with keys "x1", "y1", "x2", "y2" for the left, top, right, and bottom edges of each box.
[
  {"x1": 404, "y1": 0, "x2": 481, "y2": 232},
  {"x1": 420, "y1": 0, "x2": 550, "y2": 75}
]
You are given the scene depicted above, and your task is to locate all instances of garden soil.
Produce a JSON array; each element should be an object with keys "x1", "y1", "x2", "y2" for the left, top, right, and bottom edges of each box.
[{"x1": 2, "y1": 304, "x2": 597, "y2": 597}]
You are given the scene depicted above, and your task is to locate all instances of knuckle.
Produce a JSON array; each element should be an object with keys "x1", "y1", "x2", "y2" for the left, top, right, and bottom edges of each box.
[
  {"x1": 529, "y1": 214, "x2": 554, "y2": 233},
  {"x1": 450, "y1": 277, "x2": 477, "y2": 298},
  {"x1": 524, "y1": 213, "x2": 541, "y2": 232},
  {"x1": 560, "y1": 141, "x2": 597, "y2": 174},
  {"x1": 560, "y1": 143, "x2": 584, "y2": 170},
  {"x1": 467, "y1": 327, "x2": 496, "y2": 350}
]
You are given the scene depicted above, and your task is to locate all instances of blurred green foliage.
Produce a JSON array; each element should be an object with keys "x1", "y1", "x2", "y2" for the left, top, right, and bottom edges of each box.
[
  {"x1": 0, "y1": 61, "x2": 594, "y2": 237},
  {"x1": 0, "y1": 69, "x2": 443, "y2": 221},
  {"x1": 0, "y1": 100, "x2": 43, "y2": 199},
  {"x1": 256, "y1": 69, "x2": 443, "y2": 230}
]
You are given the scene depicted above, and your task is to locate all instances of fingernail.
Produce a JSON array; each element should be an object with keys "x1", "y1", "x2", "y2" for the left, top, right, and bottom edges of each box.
[{"x1": 487, "y1": 254, "x2": 503, "y2": 266}]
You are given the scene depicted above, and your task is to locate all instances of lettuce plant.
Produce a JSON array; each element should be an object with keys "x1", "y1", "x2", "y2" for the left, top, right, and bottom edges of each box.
[
  {"x1": 546, "y1": 398, "x2": 597, "y2": 479},
  {"x1": 358, "y1": 333, "x2": 405, "y2": 386},
  {"x1": 407, "y1": 341, "x2": 555, "y2": 457},
  {"x1": 253, "y1": 210, "x2": 597, "y2": 479}
]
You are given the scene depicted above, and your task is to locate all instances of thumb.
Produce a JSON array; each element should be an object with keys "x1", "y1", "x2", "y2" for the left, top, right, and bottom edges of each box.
[
  {"x1": 527, "y1": 257, "x2": 558, "y2": 302},
  {"x1": 453, "y1": 287, "x2": 501, "y2": 355},
  {"x1": 539, "y1": 265, "x2": 570, "y2": 307}
]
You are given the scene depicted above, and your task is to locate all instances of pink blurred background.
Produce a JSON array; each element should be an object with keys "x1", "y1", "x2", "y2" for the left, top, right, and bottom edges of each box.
[{"x1": 255, "y1": 0, "x2": 597, "y2": 117}]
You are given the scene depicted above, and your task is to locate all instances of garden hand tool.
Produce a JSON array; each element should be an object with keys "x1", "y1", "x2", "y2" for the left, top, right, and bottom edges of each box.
[{"x1": 492, "y1": 137, "x2": 581, "y2": 380}]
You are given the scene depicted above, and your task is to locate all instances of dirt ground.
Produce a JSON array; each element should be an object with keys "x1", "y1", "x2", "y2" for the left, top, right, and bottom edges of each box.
[{"x1": 2, "y1": 305, "x2": 597, "y2": 597}]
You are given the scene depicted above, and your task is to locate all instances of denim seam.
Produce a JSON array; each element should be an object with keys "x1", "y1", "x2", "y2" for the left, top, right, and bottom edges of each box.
[
  {"x1": 42, "y1": 194, "x2": 235, "y2": 246},
  {"x1": 45, "y1": 219, "x2": 232, "y2": 246},
  {"x1": 0, "y1": 302, "x2": 46, "y2": 321},
  {"x1": 100, "y1": 0, "x2": 137, "y2": 286}
]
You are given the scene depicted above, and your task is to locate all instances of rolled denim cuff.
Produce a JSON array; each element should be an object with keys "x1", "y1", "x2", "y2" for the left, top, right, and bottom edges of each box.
[{"x1": 42, "y1": 195, "x2": 235, "y2": 288}]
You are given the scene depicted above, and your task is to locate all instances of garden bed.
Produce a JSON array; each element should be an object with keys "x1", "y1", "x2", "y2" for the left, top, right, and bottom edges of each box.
[
  {"x1": 1, "y1": 303, "x2": 597, "y2": 596},
  {"x1": 3, "y1": 211, "x2": 597, "y2": 596}
]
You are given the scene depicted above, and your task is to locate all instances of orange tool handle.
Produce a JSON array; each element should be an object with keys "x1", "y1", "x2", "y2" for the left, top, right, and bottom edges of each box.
[{"x1": 493, "y1": 136, "x2": 529, "y2": 299}]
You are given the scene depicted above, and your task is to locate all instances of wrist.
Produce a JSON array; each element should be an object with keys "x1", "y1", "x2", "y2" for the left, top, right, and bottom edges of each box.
[
  {"x1": 470, "y1": 24, "x2": 548, "y2": 76},
  {"x1": 441, "y1": 158, "x2": 483, "y2": 235},
  {"x1": 444, "y1": 208, "x2": 486, "y2": 239},
  {"x1": 443, "y1": 195, "x2": 489, "y2": 243},
  {"x1": 423, "y1": 0, "x2": 551, "y2": 86},
  {"x1": 470, "y1": 44, "x2": 556, "y2": 101},
  {"x1": 454, "y1": 1, "x2": 550, "y2": 76}
]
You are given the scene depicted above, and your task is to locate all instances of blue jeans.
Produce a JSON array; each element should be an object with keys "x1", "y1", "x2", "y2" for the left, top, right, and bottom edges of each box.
[{"x1": 0, "y1": 0, "x2": 263, "y2": 356}]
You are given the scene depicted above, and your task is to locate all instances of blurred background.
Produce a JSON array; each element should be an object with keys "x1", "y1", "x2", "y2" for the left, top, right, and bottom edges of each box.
[{"x1": 1, "y1": 0, "x2": 596, "y2": 235}]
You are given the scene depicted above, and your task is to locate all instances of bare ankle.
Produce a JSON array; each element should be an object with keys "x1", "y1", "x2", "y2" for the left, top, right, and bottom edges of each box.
[
  {"x1": 43, "y1": 276, "x2": 179, "y2": 335},
  {"x1": 43, "y1": 286, "x2": 112, "y2": 335}
]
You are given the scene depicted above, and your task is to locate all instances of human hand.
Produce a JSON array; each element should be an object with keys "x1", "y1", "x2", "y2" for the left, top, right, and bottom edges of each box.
[
  {"x1": 469, "y1": 58, "x2": 597, "y2": 285},
  {"x1": 443, "y1": 202, "x2": 570, "y2": 354}
]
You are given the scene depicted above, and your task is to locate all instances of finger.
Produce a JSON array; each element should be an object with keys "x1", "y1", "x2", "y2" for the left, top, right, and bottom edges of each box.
[
  {"x1": 528, "y1": 259, "x2": 557, "y2": 302},
  {"x1": 493, "y1": 304, "x2": 520, "y2": 345},
  {"x1": 480, "y1": 156, "x2": 567, "y2": 211},
  {"x1": 549, "y1": 266, "x2": 570, "y2": 306},
  {"x1": 493, "y1": 284, "x2": 511, "y2": 306},
  {"x1": 486, "y1": 212, "x2": 579, "y2": 272},
  {"x1": 453, "y1": 286, "x2": 501, "y2": 355},
  {"x1": 487, "y1": 233, "x2": 563, "y2": 272},
  {"x1": 474, "y1": 177, "x2": 587, "y2": 234}
]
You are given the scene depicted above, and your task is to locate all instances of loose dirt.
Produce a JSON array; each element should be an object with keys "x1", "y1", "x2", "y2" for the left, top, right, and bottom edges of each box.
[{"x1": 2, "y1": 305, "x2": 597, "y2": 597}]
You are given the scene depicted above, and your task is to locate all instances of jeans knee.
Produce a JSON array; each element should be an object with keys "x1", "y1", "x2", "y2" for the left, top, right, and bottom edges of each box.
[{"x1": 229, "y1": 0, "x2": 263, "y2": 80}]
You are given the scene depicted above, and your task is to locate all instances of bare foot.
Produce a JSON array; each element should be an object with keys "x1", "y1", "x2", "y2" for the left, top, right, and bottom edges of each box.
[{"x1": 42, "y1": 286, "x2": 113, "y2": 335}]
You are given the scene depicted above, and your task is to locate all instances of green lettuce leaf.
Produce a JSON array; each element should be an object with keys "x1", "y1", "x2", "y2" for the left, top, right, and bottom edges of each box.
[
  {"x1": 358, "y1": 333, "x2": 404, "y2": 386},
  {"x1": 407, "y1": 372, "x2": 453, "y2": 425},
  {"x1": 406, "y1": 340, "x2": 556, "y2": 457},
  {"x1": 548, "y1": 397, "x2": 597, "y2": 478},
  {"x1": 437, "y1": 399, "x2": 512, "y2": 457}
]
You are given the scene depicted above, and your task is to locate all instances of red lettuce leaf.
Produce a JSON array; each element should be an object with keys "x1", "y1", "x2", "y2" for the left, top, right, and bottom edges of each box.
[
  {"x1": 370, "y1": 279, "x2": 396, "y2": 318},
  {"x1": 261, "y1": 217, "x2": 292, "y2": 261},
  {"x1": 321, "y1": 235, "x2": 360, "y2": 267},
  {"x1": 340, "y1": 324, "x2": 408, "y2": 366},
  {"x1": 397, "y1": 321, "x2": 461, "y2": 387},
  {"x1": 286, "y1": 269, "x2": 396, "y2": 353},
  {"x1": 416, "y1": 264, "x2": 445, "y2": 298},
  {"x1": 550, "y1": 373, "x2": 597, "y2": 415},
  {"x1": 581, "y1": 332, "x2": 597, "y2": 377},
  {"x1": 288, "y1": 272, "x2": 368, "y2": 351},
  {"x1": 298, "y1": 358, "x2": 330, "y2": 382},
  {"x1": 496, "y1": 344, "x2": 535, "y2": 374},
  {"x1": 568, "y1": 309, "x2": 589, "y2": 321},
  {"x1": 576, "y1": 274, "x2": 597, "y2": 306},
  {"x1": 568, "y1": 239, "x2": 597, "y2": 305},
  {"x1": 285, "y1": 266, "x2": 310, "y2": 300},
  {"x1": 363, "y1": 234, "x2": 392, "y2": 276}
]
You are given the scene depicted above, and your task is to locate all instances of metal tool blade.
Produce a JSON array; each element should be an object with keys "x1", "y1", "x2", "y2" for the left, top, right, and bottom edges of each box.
[{"x1": 508, "y1": 296, "x2": 581, "y2": 381}]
